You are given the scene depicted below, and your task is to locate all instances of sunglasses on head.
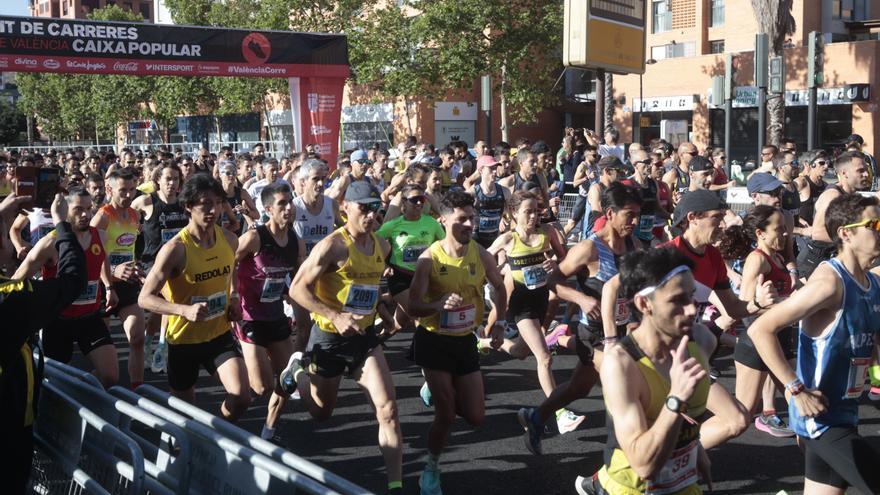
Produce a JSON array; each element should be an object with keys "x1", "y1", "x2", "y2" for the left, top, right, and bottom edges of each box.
[
  {"x1": 358, "y1": 202, "x2": 382, "y2": 214},
  {"x1": 222, "y1": 170, "x2": 235, "y2": 176},
  {"x1": 406, "y1": 195, "x2": 427, "y2": 205},
  {"x1": 814, "y1": 160, "x2": 827, "y2": 166},
  {"x1": 842, "y1": 218, "x2": 880, "y2": 232},
  {"x1": 635, "y1": 159, "x2": 652, "y2": 165}
]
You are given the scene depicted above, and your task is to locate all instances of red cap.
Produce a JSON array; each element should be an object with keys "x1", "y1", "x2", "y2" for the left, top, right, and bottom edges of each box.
[{"x1": 477, "y1": 155, "x2": 499, "y2": 168}]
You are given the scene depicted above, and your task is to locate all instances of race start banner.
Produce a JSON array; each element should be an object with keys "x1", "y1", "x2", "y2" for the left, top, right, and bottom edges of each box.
[
  {"x1": 289, "y1": 76, "x2": 346, "y2": 163},
  {"x1": 0, "y1": 15, "x2": 349, "y2": 78}
]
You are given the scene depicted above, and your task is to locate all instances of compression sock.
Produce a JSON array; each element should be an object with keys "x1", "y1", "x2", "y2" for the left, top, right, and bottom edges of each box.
[{"x1": 387, "y1": 481, "x2": 402, "y2": 490}]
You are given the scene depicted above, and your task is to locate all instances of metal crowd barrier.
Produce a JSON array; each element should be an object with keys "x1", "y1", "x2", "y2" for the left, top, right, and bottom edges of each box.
[
  {"x1": 32, "y1": 358, "x2": 374, "y2": 495},
  {"x1": 556, "y1": 193, "x2": 579, "y2": 224}
]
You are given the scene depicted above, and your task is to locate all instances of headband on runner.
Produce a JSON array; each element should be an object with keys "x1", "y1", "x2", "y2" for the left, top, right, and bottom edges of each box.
[{"x1": 635, "y1": 265, "x2": 691, "y2": 298}]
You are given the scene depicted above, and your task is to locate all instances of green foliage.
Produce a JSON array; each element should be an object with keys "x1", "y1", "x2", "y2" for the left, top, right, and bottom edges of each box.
[{"x1": 0, "y1": 99, "x2": 28, "y2": 146}]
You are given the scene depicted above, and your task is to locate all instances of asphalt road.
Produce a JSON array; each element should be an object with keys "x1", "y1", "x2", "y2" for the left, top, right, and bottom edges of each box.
[{"x1": 84, "y1": 321, "x2": 880, "y2": 495}]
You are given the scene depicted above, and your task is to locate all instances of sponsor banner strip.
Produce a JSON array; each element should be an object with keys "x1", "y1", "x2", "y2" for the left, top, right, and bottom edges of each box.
[{"x1": 0, "y1": 54, "x2": 350, "y2": 78}]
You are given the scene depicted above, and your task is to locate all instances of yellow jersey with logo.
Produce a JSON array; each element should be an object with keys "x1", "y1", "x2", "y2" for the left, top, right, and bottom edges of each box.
[
  {"x1": 598, "y1": 336, "x2": 710, "y2": 495},
  {"x1": 507, "y1": 231, "x2": 549, "y2": 288},
  {"x1": 420, "y1": 240, "x2": 486, "y2": 336},
  {"x1": 99, "y1": 204, "x2": 139, "y2": 269},
  {"x1": 165, "y1": 225, "x2": 234, "y2": 345},
  {"x1": 313, "y1": 227, "x2": 384, "y2": 334}
]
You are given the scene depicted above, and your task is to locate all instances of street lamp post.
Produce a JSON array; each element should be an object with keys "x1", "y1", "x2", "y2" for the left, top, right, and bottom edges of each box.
[{"x1": 637, "y1": 58, "x2": 657, "y2": 145}]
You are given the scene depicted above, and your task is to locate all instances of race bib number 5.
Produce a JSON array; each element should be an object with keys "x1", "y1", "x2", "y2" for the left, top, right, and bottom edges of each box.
[
  {"x1": 342, "y1": 284, "x2": 379, "y2": 315},
  {"x1": 192, "y1": 291, "x2": 228, "y2": 321},
  {"x1": 439, "y1": 304, "x2": 476, "y2": 334}
]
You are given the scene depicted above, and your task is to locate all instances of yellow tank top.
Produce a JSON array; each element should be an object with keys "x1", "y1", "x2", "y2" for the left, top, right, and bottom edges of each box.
[
  {"x1": 99, "y1": 205, "x2": 139, "y2": 268},
  {"x1": 137, "y1": 181, "x2": 156, "y2": 194},
  {"x1": 312, "y1": 227, "x2": 385, "y2": 334},
  {"x1": 507, "y1": 231, "x2": 549, "y2": 287},
  {"x1": 599, "y1": 337, "x2": 710, "y2": 495},
  {"x1": 165, "y1": 225, "x2": 234, "y2": 345},
  {"x1": 420, "y1": 240, "x2": 486, "y2": 336}
]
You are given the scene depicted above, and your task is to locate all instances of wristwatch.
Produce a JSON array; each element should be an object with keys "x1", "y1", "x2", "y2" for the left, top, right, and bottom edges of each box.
[{"x1": 665, "y1": 395, "x2": 688, "y2": 414}]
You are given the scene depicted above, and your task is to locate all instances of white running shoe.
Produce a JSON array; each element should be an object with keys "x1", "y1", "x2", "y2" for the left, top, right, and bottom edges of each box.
[
  {"x1": 556, "y1": 409, "x2": 586, "y2": 434},
  {"x1": 151, "y1": 341, "x2": 167, "y2": 373}
]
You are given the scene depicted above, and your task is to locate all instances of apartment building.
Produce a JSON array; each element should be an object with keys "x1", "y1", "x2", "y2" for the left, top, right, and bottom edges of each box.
[
  {"x1": 611, "y1": 0, "x2": 880, "y2": 161},
  {"x1": 29, "y1": 0, "x2": 155, "y2": 22}
]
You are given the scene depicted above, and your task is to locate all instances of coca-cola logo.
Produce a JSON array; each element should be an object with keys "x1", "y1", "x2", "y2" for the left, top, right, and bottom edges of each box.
[
  {"x1": 15, "y1": 57, "x2": 37, "y2": 66},
  {"x1": 43, "y1": 59, "x2": 60, "y2": 69},
  {"x1": 113, "y1": 62, "x2": 139, "y2": 72}
]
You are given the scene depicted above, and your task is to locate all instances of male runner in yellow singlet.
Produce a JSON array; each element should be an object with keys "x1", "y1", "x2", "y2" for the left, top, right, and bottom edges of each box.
[
  {"x1": 408, "y1": 191, "x2": 508, "y2": 495},
  {"x1": 139, "y1": 174, "x2": 251, "y2": 421},
  {"x1": 282, "y1": 181, "x2": 403, "y2": 495}
]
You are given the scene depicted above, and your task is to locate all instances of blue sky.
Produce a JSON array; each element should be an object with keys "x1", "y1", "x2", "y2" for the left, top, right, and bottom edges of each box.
[{"x1": 6, "y1": 0, "x2": 31, "y2": 16}]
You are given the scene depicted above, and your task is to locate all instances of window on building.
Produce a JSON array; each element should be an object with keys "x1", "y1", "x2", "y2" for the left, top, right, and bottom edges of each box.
[
  {"x1": 652, "y1": 0, "x2": 672, "y2": 33},
  {"x1": 651, "y1": 42, "x2": 696, "y2": 60},
  {"x1": 833, "y1": 0, "x2": 867, "y2": 20},
  {"x1": 709, "y1": 40, "x2": 725, "y2": 54},
  {"x1": 710, "y1": 0, "x2": 725, "y2": 26}
]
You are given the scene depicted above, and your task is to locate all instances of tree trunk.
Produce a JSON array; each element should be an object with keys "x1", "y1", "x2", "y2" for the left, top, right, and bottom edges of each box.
[
  {"x1": 766, "y1": 47, "x2": 785, "y2": 147},
  {"x1": 603, "y1": 72, "x2": 614, "y2": 133},
  {"x1": 500, "y1": 63, "x2": 509, "y2": 143}
]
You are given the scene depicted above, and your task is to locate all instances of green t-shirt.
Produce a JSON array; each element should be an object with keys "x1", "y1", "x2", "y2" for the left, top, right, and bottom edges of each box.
[{"x1": 377, "y1": 214, "x2": 445, "y2": 272}]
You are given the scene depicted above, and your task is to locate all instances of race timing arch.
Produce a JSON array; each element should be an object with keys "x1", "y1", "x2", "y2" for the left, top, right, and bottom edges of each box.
[{"x1": 0, "y1": 15, "x2": 350, "y2": 159}]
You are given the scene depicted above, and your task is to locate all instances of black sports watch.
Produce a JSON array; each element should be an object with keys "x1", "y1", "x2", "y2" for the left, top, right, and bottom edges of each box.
[{"x1": 665, "y1": 395, "x2": 687, "y2": 414}]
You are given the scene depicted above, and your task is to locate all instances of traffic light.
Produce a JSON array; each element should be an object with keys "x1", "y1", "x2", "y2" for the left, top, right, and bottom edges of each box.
[
  {"x1": 808, "y1": 31, "x2": 824, "y2": 88},
  {"x1": 769, "y1": 56, "x2": 784, "y2": 94}
]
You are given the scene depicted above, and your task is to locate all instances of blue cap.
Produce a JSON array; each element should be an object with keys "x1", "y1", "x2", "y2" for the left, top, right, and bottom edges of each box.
[
  {"x1": 350, "y1": 149, "x2": 369, "y2": 163},
  {"x1": 747, "y1": 173, "x2": 784, "y2": 195}
]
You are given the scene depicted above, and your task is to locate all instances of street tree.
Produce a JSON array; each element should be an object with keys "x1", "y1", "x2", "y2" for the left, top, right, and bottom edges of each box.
[{"x1": 751, "y1": 0, "x2": 796, "y2": 146}]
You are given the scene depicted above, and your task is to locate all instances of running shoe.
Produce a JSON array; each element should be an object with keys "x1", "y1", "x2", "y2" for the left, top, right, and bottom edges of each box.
[
  {"x1": 556, "y1": 408, "x2": 586, "y2": 434},
  {"x1": 290, "y1": 389, "x2": 301, "y2": 400},
  {"x1": 575, "y1": 475, "x2": 600, "y2": 495},
  {"x1": 419, "y1": 459, "x2": 442, "y2": 495},
  {"x1": 868, "y1": 385, "x2": 880, "y2": 401},
  {"x1": 754, "y1": 414, "x2": 795, "y2": 438},
  {"x1": 420, "y1": 382, "x2": 433, "y2": 407},
  {"x1": 544, "y1": 323, "x2": 569, "y2": 348},
  {"x1": 504, "y1": 323, "x2": 519, "y2": 340},
  {"x1": 517, "y1": 407, "x2": 543, "y2": 455},
  {"x1": 150, "y1": 341, "x2": 167, "y2": 373},
  {"x1": 279, "y1": 352, "x2": 303, "y2": 396}
]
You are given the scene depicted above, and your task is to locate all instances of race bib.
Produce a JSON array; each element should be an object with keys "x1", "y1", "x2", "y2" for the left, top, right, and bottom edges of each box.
[
  {"x1": 342, "y1": 283, "x2": 379, "y2": 315},
  {"x1": 402, "y1": 245, "x2": 427, "y2": 264},
  {"x1": 521, "y1": 264, "x2": 548, "y2": 290},
  {"x1": 844, "y1": 357, "x2": 870, "y2": 399},
  {"x1": 108, "y1": 251, "x2": 134, "y2": 268},
  {"x1": 439, "y1": 304, "x2": 476, "y2": 334},
  {"x1": 161, "y1": 228, "x2": 181, "y2": 243},
  {"x1": 478, "y1": 215, "x2": 501, "y2": 233},
  {"x1": 72, "y1": 280, "x2": 99, "y2": 306},
  {"x1": 305, "y1": 240, "x2": 318, "y2": 255},
  {"x1": 192, "y1": 291, "x2": 228, "y2": 321},
  {"x1": 260, "y1": 277, "x2": 287, "y2": 303},
  {"x1": 614, "y1": 297, "x2": 631, "y2": 326},
  {"x1": 646, "y1": 440, "x2": 698, "y2": 495}
]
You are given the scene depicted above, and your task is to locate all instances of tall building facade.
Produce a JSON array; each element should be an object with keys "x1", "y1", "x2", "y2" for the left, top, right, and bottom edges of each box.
[
  {"x1": 29, "y1": 0, "x2": 155, "y2": 23},
  {"x1": 611, "y1": 0, "x2": 880, "y2": 161}
]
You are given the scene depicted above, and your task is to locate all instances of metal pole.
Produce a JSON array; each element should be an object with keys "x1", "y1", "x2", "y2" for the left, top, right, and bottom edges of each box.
[
  {"x1": 485, "y1": 110, "x2": 492, "y2": 148},
  {"x1": 807, "y1": 86, "x2": 817, "y2": 150},
  {"x1": 757, "y1": 87, "x2": 765, "y2": 160},
  {"x1": 724, "y1": 98, "x2": 732, "y2": 179},
  {"x1": 595, "y1": 69, "x2": 605, "y2": 134},
  {"x1": 637, "y1": 73, "x2": 642, "y2": 145}
]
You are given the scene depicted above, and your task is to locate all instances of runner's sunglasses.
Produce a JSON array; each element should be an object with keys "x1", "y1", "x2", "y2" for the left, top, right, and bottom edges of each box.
[{"x1": 842, "y1": 218, "x2": 880, "y2": 232}]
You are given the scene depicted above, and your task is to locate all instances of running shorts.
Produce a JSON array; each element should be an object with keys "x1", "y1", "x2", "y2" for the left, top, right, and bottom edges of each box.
[
  {"x1": 233, "y1": 317, "x2": 292, "y2": 347},
  {"x1": 411, "y1": 326, "x2": 480, "y2": 376},
  {"x1": 107, "y1": 280, "x2": 141, "y2": 316},
  {"x1": 42, "y1": 313, "x2": 113, "y2": 363},
  {"x1": 167, "y1": 331, "x2": 241, "y2": 391},
  {"x1": 575, "y1": 321, "x2": 626, "y2": 366},
  {"x1": 306, "y1": 324, "x2": 380, "y2": 378},
  {"x1": 387, "y1": 268, "x2": 414, "y2": 296},
  {"x1": 803, "y1": 426, "x2": 880, "y2": 493},
  {"x1": 507, "y1": 282, "x2": 549, "y2": 323},
  {"x1": 733, "y1": 325, "x2": 796, "y2": 371}
]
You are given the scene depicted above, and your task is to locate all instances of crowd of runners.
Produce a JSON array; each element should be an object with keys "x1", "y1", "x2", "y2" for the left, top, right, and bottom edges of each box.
[{"x1": 0, "y1": 129, "x2": 879, "y2": 495}]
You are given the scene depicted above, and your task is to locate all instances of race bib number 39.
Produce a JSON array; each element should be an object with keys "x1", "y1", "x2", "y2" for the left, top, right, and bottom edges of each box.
[
  {"x1": 260, "y1": 278, "x2": 286, "y2": 303},
  {"x1": 72, "y1": 280, "x2": 99, "y2": 305},
  {"x1": 342, "y1": 284, "x2": 379, "y2": 315},
  {"x1": 439, "y1": 304, "x2": 476, "y2": 334},
  {"x1": 646, "y1": 440, "x2": 698, "y2": 495},
  {"x1": 192, "y1": 291, "x2": 228, "y2": 321}
]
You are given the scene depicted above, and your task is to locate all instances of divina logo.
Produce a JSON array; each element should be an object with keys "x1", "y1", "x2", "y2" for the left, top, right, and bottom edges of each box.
[{"x1": 193, "y1": 265, "x2": 231, "y2": 282}]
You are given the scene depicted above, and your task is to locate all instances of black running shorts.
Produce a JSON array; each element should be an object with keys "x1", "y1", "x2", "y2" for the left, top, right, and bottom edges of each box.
[
  {"x1": 106, "y1": 280, "x2": 141, "y2": 316},
  {"x1": 233, "y1": 318, "x2": 292, "y2": 347},
  {"x1": 507, "y1": 283, "x2": 549, "y2": 323},
  {"x1": 734, "y1": 326, "x2": 796, "y2": 371},
  {"x1": 387, "y1": 268, "x2": 414, "y2": 296},
  {"x1": 42, "y1": 313, "x2": 113, "y2": 363},
  {"x1": 306, "y1": 324, "x2": 380, "y2": 378},
  {"x1": 803, "y1": 426, "x2": 880, "y2": 493},
  {"x1": 411, "y1": 325, "x2": 480, "y2": 376},
  {"x1": 167, "y1": 332, "x2": 241, "y2": 391}
]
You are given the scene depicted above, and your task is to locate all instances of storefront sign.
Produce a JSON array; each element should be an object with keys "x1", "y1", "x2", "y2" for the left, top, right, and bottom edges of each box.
[
  {"x1": 0, "y1": 15, "x2": 349, "y2": 78},
  {"x1": 632, "y1": 95, "x2": 698, "y2": 113},
  {"x1": 435, "y1": 102, "x2": 478, "y2": 121},
  {"x1": 342, "y1": 103, "x2": 394, "y2": 123},
  {"x1": 721, "y1": 84, "x2": 872, "y2": 108}
]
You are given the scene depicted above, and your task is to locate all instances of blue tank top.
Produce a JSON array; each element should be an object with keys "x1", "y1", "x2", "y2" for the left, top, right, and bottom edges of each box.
[
  {"x1": 790, "y1": 258, "x2": 880, "y2": 439},
  {"x1": 474, "y1": 182, "x2": 505, "y2": 236},
  {"x1": 580, "y1": 233, "x2": 623, "y2": 324}
]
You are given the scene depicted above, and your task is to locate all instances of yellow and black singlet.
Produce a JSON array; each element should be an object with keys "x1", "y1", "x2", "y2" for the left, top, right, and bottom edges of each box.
[
  {"x1": 312, "y1": 227, "x2": 384, "y2": 334},
  {"x1": 420, "y1": 240, "x2": 486, "y2": 337},
  {"x1": 164, "y1": 225, "x2": 234, "y2": 345},
  {"x1": 598, "y1": 334, "x2": 710, "y2": 495},
  {"x1": 507, "y1": 231, "x2": 550, "y2": 289}
]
